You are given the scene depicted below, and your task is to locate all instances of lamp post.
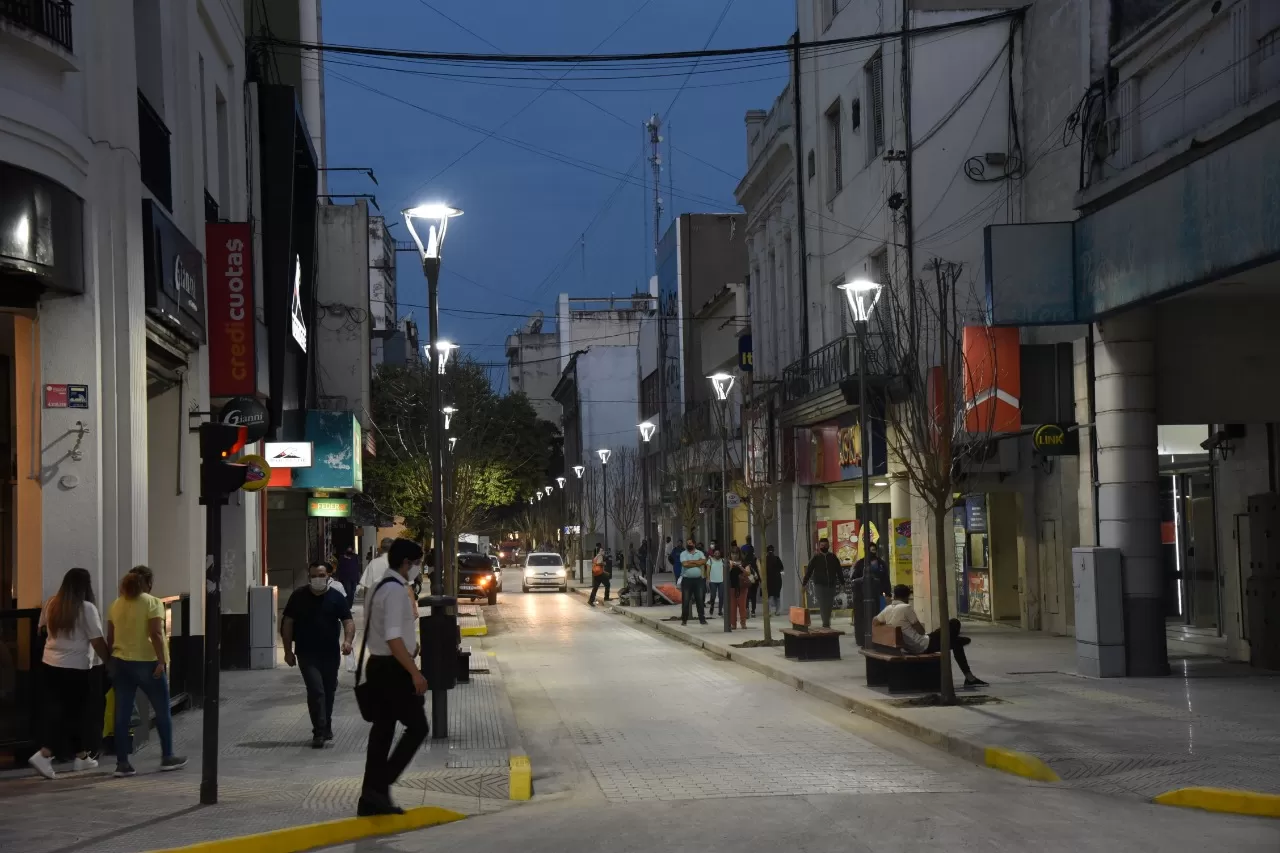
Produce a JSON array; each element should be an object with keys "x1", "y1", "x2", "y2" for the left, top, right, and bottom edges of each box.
[
  {"x1": 573, "y1": 464, "x2": 585, "y2": 582},
  {"x1": 838, "y1": 277, "x2": 882, "y2": 649},
  {"x1": 709, "y1": 372, "x2": 736, "y2": 633},
  {"x1": 403, "y1": 202, "x2": 462, "y2": 739},
  {"x1": 434, "y1": 340, "x2": 457, "y2": 374},
  {"x1": 638, "y1": 421, "x2": 657, "y2": 605},
  {"x1": 597, "y1": 448, "x2": 612, "y2": 563}
]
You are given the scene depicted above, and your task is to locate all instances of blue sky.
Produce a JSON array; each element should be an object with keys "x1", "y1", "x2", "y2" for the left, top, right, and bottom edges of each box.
[{"x1": 321, "y1": 0, "x2": 795, "y2": 386}]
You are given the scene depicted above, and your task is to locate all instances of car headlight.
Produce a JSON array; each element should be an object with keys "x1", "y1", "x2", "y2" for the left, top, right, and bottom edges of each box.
[
  {"x1": 524, "y1": 567, "x2": 536, "y2": 578},
  {"x1": 555, "y1": 568, "x2": 566, "y2": 577}
]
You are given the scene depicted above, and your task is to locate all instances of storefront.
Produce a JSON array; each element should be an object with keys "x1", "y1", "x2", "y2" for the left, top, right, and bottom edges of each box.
[{"x1": 952, "y1": 492, "x2": 1022, "y2": 623}]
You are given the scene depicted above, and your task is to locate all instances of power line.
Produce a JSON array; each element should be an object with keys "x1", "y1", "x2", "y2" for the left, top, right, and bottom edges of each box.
[{"x1": 665, "y1": 0, "x2": 736, "y2": 116}]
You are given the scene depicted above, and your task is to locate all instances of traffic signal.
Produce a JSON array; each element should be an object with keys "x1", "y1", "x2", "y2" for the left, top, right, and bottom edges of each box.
[{"x1": 200, "y1": 422, "x2": 249, "y2": 504}]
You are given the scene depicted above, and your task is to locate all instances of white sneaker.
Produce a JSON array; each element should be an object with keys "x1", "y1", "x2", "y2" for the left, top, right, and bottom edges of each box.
[
  {"x1": 28, "y1": 752, "x2": 56, "y2": 780},
  {"x1": 73, "y1": 756, "x2": 99, "y2": 772}
]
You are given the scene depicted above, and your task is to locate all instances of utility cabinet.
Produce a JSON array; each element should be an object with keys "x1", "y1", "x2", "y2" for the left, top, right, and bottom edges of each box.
[
  {"x1": 1072, "y1": 547, "x2": 1126, "y2": 677},
  {"x1": 249, "y1": 585, "x2": 278, "y2": 669}
]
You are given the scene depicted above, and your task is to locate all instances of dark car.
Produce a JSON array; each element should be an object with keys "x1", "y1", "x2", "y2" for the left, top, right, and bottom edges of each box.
[{"x1": 457, "y1": 552, "x2": 499, "y2": 606}]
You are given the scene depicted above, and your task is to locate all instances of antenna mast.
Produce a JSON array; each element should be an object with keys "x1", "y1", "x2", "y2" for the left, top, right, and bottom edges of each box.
[{"x1": 645, "y1": 114, "x2": 664, "y2": 265}]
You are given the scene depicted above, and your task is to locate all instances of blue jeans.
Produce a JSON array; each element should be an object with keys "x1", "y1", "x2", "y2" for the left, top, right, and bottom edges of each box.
[
  {"x1": 707, "y1": 581, "x2": 724, "y2": 612},
  {"x1": 113, "y1": 659, "x2": 174, "y2": 763}
]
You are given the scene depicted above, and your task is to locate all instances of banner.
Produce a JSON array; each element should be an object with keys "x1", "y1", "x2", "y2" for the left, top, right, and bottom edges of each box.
[{"x1": 206, "y1": 223, "x2": 256, "y2": 397}]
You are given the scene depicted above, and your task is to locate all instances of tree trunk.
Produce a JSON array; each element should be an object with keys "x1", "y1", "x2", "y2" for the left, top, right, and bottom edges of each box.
[
  {"x1": 932, "y1": 501, "x2": 956, "y2": 702},
  {"x1": 756, "y1": 517, "x2": 772, "y2": 643}
]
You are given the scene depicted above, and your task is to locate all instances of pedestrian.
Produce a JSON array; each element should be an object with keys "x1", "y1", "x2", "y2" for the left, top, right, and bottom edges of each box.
[
  {"x1": 628, "y1": 543, "x2": 636, "y2": 574},
  {"x1": 852, "y1": 541, "x2": 892, "y2": 646},
  {"x1": 282, "y1": 561, "x2": 356, "y2": 749},
  {"x1": 335, "y1": 545, "x2": 361, "y2": 612},
  {"x1": 667, "y1": 536, "x2": 682, "y2": 582},
  {"x1": 29, "y1": 568, "x2": 111, "y2": 779},
  {"x1": 764, "y1": 545, "x2": 784, "y2": 616},
  {"x1": 637, "y1": 538, "x2": 649, "y2": 575},
  {"x1": 801, "y1": 538, "x2": 842, "y2": 629},
  {"x1": 742, "y1": 540, "x2": 761, "y2": 617},
  {"x1": 588, "y1": 544, "x2": 612, "y2": 606},
  {"x1": 107, "y1": 566, "x2": 186, "y2": 777},
  {"x1": 678, "y1": 538, "x2": 707, "y2": 625},
  {"x1": 357, "y1": 537, "x2": 394, "y2": 600},
  {"x1": 875, "y1": 585, "x2": 989, "y2": 687},
  {"x1": 358, "y1": 538, "x2": 429, "y2": 816},
  {"x1": 728, "y1": 555, "x2": 750, "y2": 629},
  {"x1": 705, "y1": 547, "x2": 725, "y2": 615}
]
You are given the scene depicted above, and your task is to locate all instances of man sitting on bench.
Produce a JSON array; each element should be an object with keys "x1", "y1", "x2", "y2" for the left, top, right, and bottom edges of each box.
[{"x1": 874, "y1": 585, "x2": 988, "y2": 687}]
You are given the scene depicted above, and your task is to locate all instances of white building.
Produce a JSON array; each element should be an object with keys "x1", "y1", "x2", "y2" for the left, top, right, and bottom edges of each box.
[
  {"x1": 368, "y1": 214, "x2": 396, "y2": 367},
  {"x1": 506, "y1": 312, "x2": 561, "y2": 424}
]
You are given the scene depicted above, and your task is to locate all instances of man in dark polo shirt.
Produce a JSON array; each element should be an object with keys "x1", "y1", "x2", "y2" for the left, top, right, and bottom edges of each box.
[{"x1": 282, "y1": 561, "x2": 355, "y2": 748}]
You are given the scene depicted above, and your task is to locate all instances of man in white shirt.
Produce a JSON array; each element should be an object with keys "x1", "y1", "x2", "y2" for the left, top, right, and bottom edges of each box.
[
  {"x1": 874, "y1": 585, "x2": 988, "y2": 687},
  {"x1": 358, "y1": 538, "x2": 429, "y2": 817},
  {"x1": 357, "y1": 538, "x2": 395, "y2": 598}
]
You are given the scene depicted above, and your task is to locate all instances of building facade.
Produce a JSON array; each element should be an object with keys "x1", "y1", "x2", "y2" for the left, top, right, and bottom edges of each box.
[{"x1": 506, "y1": 313, "x2": 561, "y2": 424}]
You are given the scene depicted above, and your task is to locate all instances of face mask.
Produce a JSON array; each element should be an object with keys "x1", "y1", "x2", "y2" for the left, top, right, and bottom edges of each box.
[
  {"x1": 309, "y1": 578, "x2": 328, "y2": 593},
  {"x1": 408, "y1": 563, "x2": 423, "y2": 582},
  {"x1": 820, "y1": 544, "x2": 829, "y2": 552}
]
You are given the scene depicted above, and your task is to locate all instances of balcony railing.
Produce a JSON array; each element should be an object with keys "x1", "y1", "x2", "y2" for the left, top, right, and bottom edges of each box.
[
  {"x1": 137, "y1": 90, "x2": 173, "y2": 211},
  {"x1": 781, "y1": 332, "x2": 891, "y2": 405},
  {"x1": 0, "y1": 0, "x2": 73, "y2": 51}
]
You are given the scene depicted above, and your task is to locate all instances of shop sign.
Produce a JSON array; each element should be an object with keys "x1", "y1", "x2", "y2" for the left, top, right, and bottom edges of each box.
[
  {"x1": 725, "y1": 491, "x2": 742, "y2": 508},
  {"x1": 206, "y1": 223, "x2": 256, "y2": 397},
  {"x1": 1032, "y1": 422, "x2": 1078, "y2": 456},
  {"x1": 292, "y1": 410, "x2": 363, "y2": 491},
  {"x1": 44, "y1": 384, "x2": 89, "y2": 409},
  {"x1": 563, "y1": 524, "x2": 581, "y2": 535},
  {"x1": 290, "y1": 257, "x2": 307, "y2": 352},
  {"x1": 738, "y1": 334, "x2": 752, "y2": 372},
  {"x1": 965, "y1": 496, "x2": 987, "y2": 533},
  {"x1": 142, "y1": 200, "x2": 205, "y2": 345},
  {"x1": 307, "y1": 495, "x2": 351, "y2": 518},
  {"x1": 264, "y1": 441, "x2": 313, "y2": 468},
  {"x1": 219, "y1": 396, "x2": 269, "y2": 443}
]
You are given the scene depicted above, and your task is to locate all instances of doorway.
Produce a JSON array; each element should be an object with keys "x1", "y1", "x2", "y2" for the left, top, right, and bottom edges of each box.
[{"x1": 1163, "y1": 470, "x2": 1221, "y2": 631}]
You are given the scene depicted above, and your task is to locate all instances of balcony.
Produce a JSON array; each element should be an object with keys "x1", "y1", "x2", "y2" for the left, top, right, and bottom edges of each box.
[
  {"x1": 781, "y1": 332, "x2": 892, "y2": 414},
  {"x1": 0, "y1": 0, "x2": 73, "y2": 52},
  {"x1": 137, "y1": 90, "x2": 172, "y2": 211}
]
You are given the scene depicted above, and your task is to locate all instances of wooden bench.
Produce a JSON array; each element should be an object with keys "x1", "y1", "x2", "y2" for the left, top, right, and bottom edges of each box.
[
  {"x1": 858, "y1": 624, "x2": 942, "y2": 693},
  {"x1": 782, "y1": 627, "x2": 844, "y2": 661}
]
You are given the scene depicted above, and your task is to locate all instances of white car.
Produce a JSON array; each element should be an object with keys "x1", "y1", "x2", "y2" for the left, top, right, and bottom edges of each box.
[{"x1": 522, "y1": 552, "x2": 568, "y2": 593}]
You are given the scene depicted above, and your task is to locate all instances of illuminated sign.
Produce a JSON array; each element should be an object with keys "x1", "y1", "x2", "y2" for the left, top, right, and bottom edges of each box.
[
  {"x1": 264, "y1": 441, "x2": 313, "y2": 468},
  {"x1": 290, "y1": 257, "x2": 307, "y2": 352}
]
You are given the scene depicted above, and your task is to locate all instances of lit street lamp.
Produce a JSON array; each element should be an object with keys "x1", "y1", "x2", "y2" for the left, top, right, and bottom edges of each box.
[
  {"x1": 442, "y1": 406, "x2": 457, "y2": 431},
  {"x1": 597, "y1": 448, "x2": 612, "y2": 559},
  {"x1": 448, "y1": 436, "x2": 457, "y2": 452},
  {"x1": 708, "y1": 373, "x2": 736, "y2": 633},
  {"x1": 434, "y1": 340, "x2": 458, "y2": 375},
  {"x1": 638, "y1": 421, "x2": 657, "y2": 605},
  {"x1": 838, "y1": 277, "x2": 882, "y2": 649},
  {"x1": 545, "y1": 486, "x2": 554, "y2": 497},
  {"x1": 573, "y1": 464, "x2": 585, "y2": 581},
  {"x1": 403, "y1": 201, "x2": 462, "y2": 739},
  {"x1": 556, "y1": 476, "x2": 566, "y2": 489}
]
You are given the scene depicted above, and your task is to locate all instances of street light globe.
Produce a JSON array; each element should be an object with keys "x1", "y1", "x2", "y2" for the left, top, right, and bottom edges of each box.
[
  {"x1": 837, "y1": 277, "x2": 882, "y2": 324},
  {"x1": 596, "y1": 448, "x2": 612, "y2": 465},
  {"x1": 638, "y1": 421, "x2": 657, "y2": 442},
  {"x1": 442, "y1": 405, "x2": 457, "y2": 430},
  {"x1": 402, "y1": 204, "x2": 463, "y2": 262},
  {"x1": 707, "y1": 372, "x2": 736, "y2": 401},
  {"x1": 573, "y1": 465, "x2": 585, "y2": 478},
  {"x1": 448, "y1": 436, "x2": 458, "y2": 452},
  {"x1": 556, "y1": 476, "x2": 566, "y2": 488},
  {"x1": 435, "y1": 340, "x2": 458, "y2": 375}
]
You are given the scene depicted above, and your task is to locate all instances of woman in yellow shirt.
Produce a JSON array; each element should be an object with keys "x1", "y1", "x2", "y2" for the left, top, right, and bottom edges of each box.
[{"x1": 106, "y1": 566, "x2": 186, "y2": 777}]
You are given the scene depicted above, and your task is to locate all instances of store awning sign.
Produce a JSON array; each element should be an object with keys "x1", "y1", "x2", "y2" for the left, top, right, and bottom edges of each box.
[
  {"x1": 1032, "y1": 423, "x2": 1079, "y2": 456},
  {"x1": 206, "y1": 222, "x2": 257, "y2": 397},
  {"x1": 307, "y1": 495, "x2": 351, "y2": 518},
  {"x1": 219, "y1": 396, "x2": 269, "y2": 443},
  {"x1": 264, "y1": 441, "x2": 313, "y2": 468}
]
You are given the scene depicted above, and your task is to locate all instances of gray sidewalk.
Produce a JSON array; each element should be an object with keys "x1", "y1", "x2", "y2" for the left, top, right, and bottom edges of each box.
[
  {"x1": 0, "y1": 639, "x2": 521, "y2": 852},
  {"x1": 598, "y1": 597, "x2": 1280, "y2": 801}
]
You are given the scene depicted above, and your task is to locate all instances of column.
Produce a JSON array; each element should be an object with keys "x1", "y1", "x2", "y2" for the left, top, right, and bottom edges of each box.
[{"x1": 1093, "y1": 308, "x2": 1167, "y2": 676}]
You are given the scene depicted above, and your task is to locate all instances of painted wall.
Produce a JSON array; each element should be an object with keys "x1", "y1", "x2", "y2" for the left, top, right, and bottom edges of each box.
[{"x1": 315, "y1": 201, "x2": 371, "y2": 424}]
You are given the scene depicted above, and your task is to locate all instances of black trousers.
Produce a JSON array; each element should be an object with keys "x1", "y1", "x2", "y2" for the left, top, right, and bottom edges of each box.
[
  {"x1": 297, "y1": 655, "x2": 339, "y2": 737},
  {"x1": 926, "y1": 619, "x2": 973, "y2": 675},
  {"x1": 588, "y1": 573, "x2": 611, "y2": 603},
  {"x1": 41, "y1": 664, "x2": 91, "y2": 758},
  {"x1": 361, "y1": 656, "x2": 429, "y2": 798},
  {"x1": 680, "y1": 577, "x2": 706, "y2": 623}
]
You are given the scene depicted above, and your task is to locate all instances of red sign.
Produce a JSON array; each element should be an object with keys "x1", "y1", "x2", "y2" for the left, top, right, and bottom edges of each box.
[
  {"x1": 206, "y1": 223, "x2": 255, "y2": 397},
  {"x1": 44, "y1": 384, "x2": 68, "y2": 408}
]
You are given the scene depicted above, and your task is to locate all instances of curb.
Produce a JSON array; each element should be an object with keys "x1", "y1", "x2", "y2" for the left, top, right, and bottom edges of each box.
[
  {"x1": 481, "y1": 628, "x2": 534, "y2": 801},
  {"x1": 145, "y1": 806, "x2": 466, "y2": 853},
  {"x1": 460, "y1": 606, "x2": 488, "y2": 637},
  {"x1": 1152, "y1": 787, "x2": 1280, "y2": 819},
  {"x1": 608, "y1": 605, "x2": 1057, "y2": 784}
]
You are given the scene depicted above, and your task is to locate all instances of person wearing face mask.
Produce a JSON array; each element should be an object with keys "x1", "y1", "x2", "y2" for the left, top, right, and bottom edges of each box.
[
  {"x1": 357, "y1": 538, "x2": 429, "y2": 816},
  {"x1": 282, "y1": 562, "x2": 356, "y2": 749},
  {"x1": 801, "y1": 537, "x2": 843, "y2": 629}
]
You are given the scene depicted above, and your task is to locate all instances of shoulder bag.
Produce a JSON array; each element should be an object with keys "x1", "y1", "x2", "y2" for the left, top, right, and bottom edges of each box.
[{"x1": 353, "y1": 576, "x2": 401, "y2": 723}]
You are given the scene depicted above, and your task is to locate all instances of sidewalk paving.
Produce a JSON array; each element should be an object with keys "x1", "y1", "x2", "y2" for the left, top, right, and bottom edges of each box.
[
  {"x1": 593, "y1": 594, "x2": 1280, "y2": 802},
  {"x1": 0, "y1": 635, "x2": 522, "y2": 853}
]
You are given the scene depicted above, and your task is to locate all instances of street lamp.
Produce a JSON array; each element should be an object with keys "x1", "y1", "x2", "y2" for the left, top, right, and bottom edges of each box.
[
  {"x1": 708, "y1": 373, "x2": 736, "y2": 633},
  {"x1": 403, "y1": 202, "x2": 462, "y2": 739},
  {"x1": 597, "y1": 448, "x2": 611, "y2": 559},
  {"x1": 434, "y1": 340, "x2": 458, "y2": 375},
  {"x1": 556, "y1": 476, "x2": 566, "y2": 489},
  {"x1": 545, "y1": 486, "x2": 554, "y2": 497},
  {"x1": 442, "y1": 406, "x2": 457, "y2": 431},
  {"x1": 573, "y1": 464, "x2": 585, "y2": 581},
  {"x1": 638, "y1": 421, "x2": 657, "y2": 605},
  {"x1": 838, "y1": 277, "x2": 882, "y2": 649},
  {"x1": 448, "y1": 436, "x2": 457, "y2": 452}
]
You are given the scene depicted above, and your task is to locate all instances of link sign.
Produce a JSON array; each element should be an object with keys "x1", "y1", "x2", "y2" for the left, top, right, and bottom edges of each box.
[{"x1": 1032, "y1": 423, "x2": 1078, "y2": 456}]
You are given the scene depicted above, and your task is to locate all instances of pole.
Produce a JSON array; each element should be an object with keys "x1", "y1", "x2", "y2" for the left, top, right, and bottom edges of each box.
[
  {"x1": 602, "y1": 460, "x2": 610, "y2": 563},
  {"x1": 424, "y1": 257, "x2": 451, "y2": 739},
  {"x1": 199, "y1": 500, "x2": 222, "y2": 805},
  {"x1": 642, "y1": 449, "x2": 653, "y2": 605},
  {"x1": 578, "y1": 471, "x2": 586, "y2": 583},
  {"x1": 900, "y1": 0, "x2": 917, "y2": 340},
  {"x1": 721, "y1": 401, "x2": 731, "y2": 634},
  {"x1": 858, "y1": 319, "x2": 873, "y2": 649}
]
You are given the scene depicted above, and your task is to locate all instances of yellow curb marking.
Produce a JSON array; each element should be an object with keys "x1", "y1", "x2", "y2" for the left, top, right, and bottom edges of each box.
[
  {"x1": 146, "y1": 805, "x2": 466, "y2": 853},
  {"x1": 1153, "y1": 787, "x2": 1280, "y2": 818},
  {"x1": 460, "y1": 624, "x2": 488, "y2": 637},
  {"x1": 984, "y1": 747, "x2": 1060, "y2": 782},
  {"x1": 509, "y1": 754, "x2": 532, "y2": 801}
]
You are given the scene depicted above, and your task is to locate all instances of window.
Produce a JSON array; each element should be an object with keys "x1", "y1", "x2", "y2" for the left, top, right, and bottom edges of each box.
[
  {"x1": 866, "y1": 52, "x2": 885, "y2": 159},
  {"x1": 872, "y1": 248, "x2": 890, "y2": 290},
  {"x1": 850, "y1": 98, "x2": 861, "y2": 133},
  {"x1": 807, "y1": 150, "x2": 816, "y2": 180},
  {"x1": 825, "y1": 99, "x2": 843, "y2": 197},
  {"x1": 823, "y1": 0, "x2": 848, "y2": 30}
]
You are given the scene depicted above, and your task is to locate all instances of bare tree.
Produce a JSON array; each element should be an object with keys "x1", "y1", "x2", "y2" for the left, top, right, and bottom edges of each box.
[
  {"x1": 878, "y1": 258, "x2": 1001, "y2": 703},
  {"x1": 580, "y1": 463, "x2": 605, "y2": 550},
  {"x1": 666, "y1": 404, "x2": 719, "y2": 541},
  {"x1": 729, "y1": 399, "x2": 783, "y2": 644},
  {"x1": 606, "y1": 446, "x2": 644, "y2": 552}
]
